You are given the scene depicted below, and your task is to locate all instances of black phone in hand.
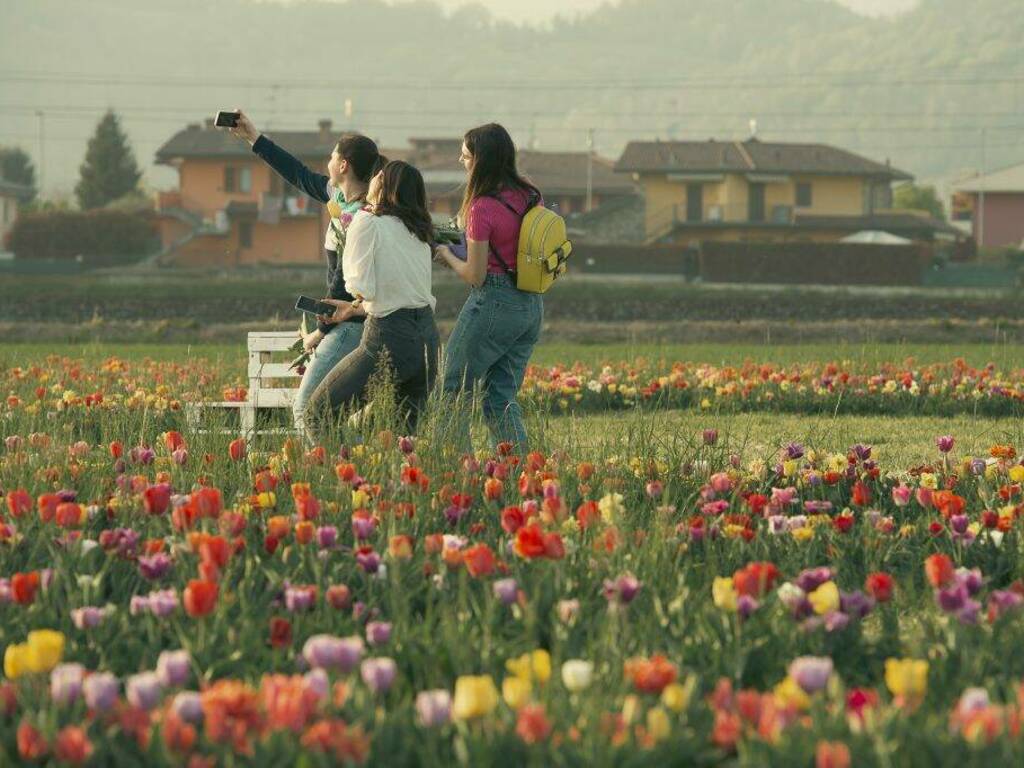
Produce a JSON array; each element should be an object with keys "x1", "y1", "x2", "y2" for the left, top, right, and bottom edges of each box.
[
  {"x1": 295, "y1": 295, "x2": 336, "y2": 316},
  {"x1": 215, "y1": 110, "x2": 240, "y2": 128}
]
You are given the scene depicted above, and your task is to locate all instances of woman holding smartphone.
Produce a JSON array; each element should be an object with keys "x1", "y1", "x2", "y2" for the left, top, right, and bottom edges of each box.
[
  {"x1": 304, "y1": 161, "x2": 440, "y2": 439},
  {"x1": 434, "y1": 123, "x2": 543, "y2": 452},
  {"x1": 226, "y1": 110, "x2": 385, "y2": 437}
]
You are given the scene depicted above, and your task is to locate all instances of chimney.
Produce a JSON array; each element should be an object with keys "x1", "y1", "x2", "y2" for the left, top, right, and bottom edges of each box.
[
  {"x1": 748, "y1": 119, "x2": 758, "y2": 140},
  {"x1": 204, "y1": 117, "x2": 215, "y2": 130},
  {"x1": 187, "y1": 122, "x2": 200, "y2": 132},
  {"x1": 318, "y1": 119, "x2": 333, "y2": 142}
]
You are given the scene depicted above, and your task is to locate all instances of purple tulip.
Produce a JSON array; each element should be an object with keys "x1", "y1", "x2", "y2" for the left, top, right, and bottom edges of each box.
[
  {"x1": 938, "y1": 583, "x2": 968, "y2": 613},
  {"x1": 795, "y1": 567, "x2": 833, "y2": 593},
  {"x1": 316, "y1": 525, "x2": 338, "y2": 550},
  {"x1": 285, "y1": 586, "x2": 316, "y2": 612},
  {"x1": 366, "y1": 621, "x2": 392, "y2": 647},
  {"x1": 702, "y1": 429, "x2": 719, "y2": 446},
  {"x1": 824, "y1": 611, "x2": 850, "y2": 632},
  {"x1": 970, "y1": 458, "x2": 987, "y2": 475},
  {"x1": 304, "y1": 669, "x2": 329, "y2": 702},
  {"x1": 936, "y1": 435, "x2": 955, "y2": 453},
  {"x1": 493, "y1": 578, "x2": 518, "y2": 605},
  {"x1": 50, "y1": 663, "x2": 86, "y2": 706},
  {"x1": 736, "y1": 594, "x2": 759, "y2": 620},
  {"x1": 851, "y1": 444, "x2": 872, "y2": 461},
  {"x1": 303, "y1": 634, "x2": 364, "y2": 672},
  {"x1": 130, "y1": 446, "x2": 156, "y2": 465},
  {"x1": 989, "y1": 590, "x2": 1024, "y2": 620},
  {"x1": 839, "y1": 590, "x2": 875, "y2": 619},
  {"x1": 949, "y1": 514, "x2": 969, "y2": 535},
  {"x1": 171, "y1": 691, "x2": 203, "y2": 724},
  {"x1": 360, "y1": 657, "x2": 397, "y2": 695},
  {"x1": 172, "y1": 447, "x2": 188, "y2": 465},
  {"x1": 71, "y1": 605, "x2": 109, "y2": 630},
  {"x1": 356, "y1": 549, "x2": 380, "y2": 574},
  {"x1": 126, "y1": 672, "x2": 163, "y2": 711},
  {"x1": 156, "y1": 649, "x2": 191, "y2": 687},
  {"x1": 603, "y1": 572, "x2": 641, "y2": 606},
  {"x1": 415, "y1": 689, "x2": 452, "y2": 727},
  {"x1": 138, "y1": 553, "x2": 173, "y2": 580},
  {"x1": 150, "y1": 589, "x2": 180, "y2": 617},
  {"x1": 785, "y1": 442, "x2": 805, "y2": 460},
  {"x1": 788, "y1": 656, "x2": 833, "y2": 694},
  {"x1": 956, "y1": 568, "x2": 984, "y2": 595},
  {"x1": 398, "y1": 436, "x2": 415, "y2": 454},
  {"x1": 83, "y1": 672, "x2": 120, "y2": 712},
  {"x1": 351, "y1": 516, "x2": 377, "y2": 541},
  {"x1": 957, "y1": 600, "x2": 981, "y2": 625}
]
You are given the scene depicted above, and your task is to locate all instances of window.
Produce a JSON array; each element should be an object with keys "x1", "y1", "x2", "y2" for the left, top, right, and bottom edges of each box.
[
  {"x1": 239, "y1": 167, "x2": 252, "y2": 193},
  {"x1": 238, "y1": 220, "x2": 253, "y2": 249},
  {"x1": 796, "y1": 182, "x2": 812, "y2": 207},
  {"x1": 224, "y1": 166, "x2": 236, "y2": 193}
]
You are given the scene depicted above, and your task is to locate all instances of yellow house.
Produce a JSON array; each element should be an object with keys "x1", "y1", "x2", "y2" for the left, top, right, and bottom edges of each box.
[{"x1": 615, "y1": 138, "x2": 927, "y2": 245}]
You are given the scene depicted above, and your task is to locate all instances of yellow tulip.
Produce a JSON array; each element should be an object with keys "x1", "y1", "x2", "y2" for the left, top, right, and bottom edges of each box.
[
  {"x1": 502, "y1": 676, "x2": 532, "y2": 710},
  {"x1": 773, "y1": 676, "x2": 810, "y2": 711},
  {"x1": 712, "y1": 577, "x2": 738, "y2": 612},
  {"x1": 3, "y1": 643, "x2": 28, "y2": 679},
  {"x1": 646, "y1": 706, "x2": 671, "y2": 743},
  {"x1": 452, "y1": 675, "x2": 499, "y2": 720},
  {"x1": 25, "y1": 630, "x2": 64, "y2": 673},
  {"x1": 661, "y1": 681, "x2": 692, "y2": 713},
  {"x1": 808, "y1": 581, "x2": 840, "y2": 615},
  {"x1": 505, "y1": 650, "x2": 551, "y2": 685},
  {"x1": 885, "y1": 658, "x2": 928, "y2": 701},
  {"x1": 1009, "y1": 466, "x2": 1024, "y2": 483}
]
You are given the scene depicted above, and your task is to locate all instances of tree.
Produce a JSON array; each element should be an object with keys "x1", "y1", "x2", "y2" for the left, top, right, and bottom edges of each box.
[
  {"x1": 75, "y1": 110, "x2": 141, "y2": 210},
  {"x1": 893, "y1": 183, "x2": 946, "y2": 221},
  {"x1": 0, "y1": 147, "x2": 37, "y2": 202}
]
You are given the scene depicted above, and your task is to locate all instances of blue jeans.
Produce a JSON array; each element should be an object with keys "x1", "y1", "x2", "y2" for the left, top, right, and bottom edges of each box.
[
  {"x1": 292, "y1": 320, "x2": 362, "y2": 437},
  {"x1": 443, "y1": 273, "x2": 543, "y2": 450}
]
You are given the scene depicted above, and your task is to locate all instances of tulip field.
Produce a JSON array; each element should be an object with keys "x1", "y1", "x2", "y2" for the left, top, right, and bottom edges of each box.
[{"x1": 3, "y1": 343, "x2": 1024, "y2": 766}]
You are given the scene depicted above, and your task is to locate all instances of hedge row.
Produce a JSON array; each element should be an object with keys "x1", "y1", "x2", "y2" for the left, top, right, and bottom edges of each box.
[{"x1": 7, "y1": 209, "x2": 159, "y2": 263}]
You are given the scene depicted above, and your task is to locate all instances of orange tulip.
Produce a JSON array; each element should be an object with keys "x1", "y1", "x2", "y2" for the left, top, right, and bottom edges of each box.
[{"x1": 183, "y1": 579, "x2": 219, "y2": 617}]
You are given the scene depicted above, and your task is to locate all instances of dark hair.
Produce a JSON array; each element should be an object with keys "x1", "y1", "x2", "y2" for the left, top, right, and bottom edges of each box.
[
  {"x1": 459, "y1": 123, "x2": 540, "y2": 225},
  {"x1": 334, "y1": 133, "x2": 381, "y2": 183},
  {"x1": 373, "y1": 161, "x2": 434, "y2": 244}
]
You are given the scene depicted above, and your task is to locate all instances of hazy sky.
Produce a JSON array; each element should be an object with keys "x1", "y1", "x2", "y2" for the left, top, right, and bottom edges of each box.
[{"x1": 422, "y1": 0, "x2": 919, "y2": 24}]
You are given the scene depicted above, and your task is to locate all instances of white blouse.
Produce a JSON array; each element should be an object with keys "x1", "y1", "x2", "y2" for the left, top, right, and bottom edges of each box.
[{"x1": 342, "y1": 210, "x2": 436, "y2": 318}]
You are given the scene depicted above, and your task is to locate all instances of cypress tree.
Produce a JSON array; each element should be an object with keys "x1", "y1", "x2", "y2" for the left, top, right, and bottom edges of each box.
[
  {"x1": 0, "y1": 147, "x2": 37, "y2": 201},
  {"x1": 75, "y1": 110, "x2": 141, "y2": 209}
]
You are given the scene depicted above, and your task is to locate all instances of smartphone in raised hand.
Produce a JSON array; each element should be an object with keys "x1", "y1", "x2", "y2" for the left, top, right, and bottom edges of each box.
[{"x1": 214, "y1": 110, "x2": 240, "y2": 128}]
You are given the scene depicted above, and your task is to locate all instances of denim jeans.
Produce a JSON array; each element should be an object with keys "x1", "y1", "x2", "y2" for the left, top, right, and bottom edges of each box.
[
  {"x1": 443, "y1": 273, "x2": 543, "y2": 450},
  {"x1": 305, "y1": 307, "x2": 440, "y2": 441},
  {"x1": 292, "y1": 320, "x2": 362, "y2": 438}
]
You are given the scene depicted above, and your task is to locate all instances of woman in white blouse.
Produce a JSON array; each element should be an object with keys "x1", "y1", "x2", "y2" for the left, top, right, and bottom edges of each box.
[{"x1": 304, "y1": 161, "x2": 440, "y2": 438}]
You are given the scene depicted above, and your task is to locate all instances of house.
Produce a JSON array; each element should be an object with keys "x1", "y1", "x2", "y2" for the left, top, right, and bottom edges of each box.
[
  {"x1": 403, "y1": 137, "x2": 637, "y2": 218},
  {"x1": 154, "y1": 118, "x2": 341, "y2": 266},
  {"x1": 614, "y1": 137, "x2": 959, "y2": 246},
  {"x1": 0, "y1": 177, "x2": 31, "y2": 252},
  {"x1": 952, "y1": 162, "x2": 1024, "y2": 249}
]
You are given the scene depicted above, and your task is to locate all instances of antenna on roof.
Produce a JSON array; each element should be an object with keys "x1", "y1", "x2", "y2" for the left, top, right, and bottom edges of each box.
[{"x1": 749, "y1": 119, "x2": 758, "y2": 140}]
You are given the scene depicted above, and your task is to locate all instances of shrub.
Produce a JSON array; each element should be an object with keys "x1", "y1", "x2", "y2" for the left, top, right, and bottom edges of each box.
[{"x1": 8, "y1": 208, "x2": 159, "y2": 264}]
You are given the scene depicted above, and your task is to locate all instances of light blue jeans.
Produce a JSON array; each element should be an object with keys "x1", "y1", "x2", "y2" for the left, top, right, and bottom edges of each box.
[
  {"x1": 443, "y1": 273, "x2": 543, "y2": 450},
  {"x1": 292, "y1": 320, "x2": 363, "y2": 437}
]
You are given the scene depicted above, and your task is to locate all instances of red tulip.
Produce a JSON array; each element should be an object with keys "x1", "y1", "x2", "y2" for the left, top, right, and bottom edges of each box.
[
  {"x1": 865, "y1": 572, "x2": 895, "y2": 603},
  {"x1": 924, "y1": 553, "x2": 954, "y2": 588},
  {"x1": 6, "y1": 489, "x2": 32, "y2": 518},
  {"x1": 183, "y1": 579, "x2": 218, "y2": 617},
  {"x1": 228, "y1": 438, "x2": 247, "y2": 462},
  {"x1": 463, "y1": 543, "x2": 496, "y2": 578}
]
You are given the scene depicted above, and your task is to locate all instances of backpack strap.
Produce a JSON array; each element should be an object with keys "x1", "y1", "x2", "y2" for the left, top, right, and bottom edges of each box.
[{"x1": 484, "y1": 189, "x2": 540, "y2": 276}]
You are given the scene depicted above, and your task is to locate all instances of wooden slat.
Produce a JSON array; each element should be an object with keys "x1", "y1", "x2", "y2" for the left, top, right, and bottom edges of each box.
[
  {"x1": 248, "y1": 333, "x2": 300, "y2": 353},
  {"x1": 247, "y1": 361, "x2": 303, "y2": 379},
  {"x1": 248, "y1": 389, "x2": 296, "y2": 408},
  {"x1": 187, "y1": 401, "x2": 248, "y2": 410}
]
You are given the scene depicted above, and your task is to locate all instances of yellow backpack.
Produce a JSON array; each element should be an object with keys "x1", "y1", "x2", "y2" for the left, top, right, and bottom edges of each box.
[{"x1": 492, "y1": 192, "x2": 573, "y2": 294}]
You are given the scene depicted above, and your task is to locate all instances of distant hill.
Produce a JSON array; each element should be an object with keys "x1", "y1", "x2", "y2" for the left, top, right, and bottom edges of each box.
[{"x1": 1, "y1": 0, "x2": 1021, "y2": 197}]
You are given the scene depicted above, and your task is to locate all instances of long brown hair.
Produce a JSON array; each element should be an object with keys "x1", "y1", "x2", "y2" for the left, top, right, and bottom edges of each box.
[
  {"x1": 458, "y1": 123, "x2": 540, "y2": 227},
  {"x1": 373, "y1": 161, "x2": 434, "y2": 244}
]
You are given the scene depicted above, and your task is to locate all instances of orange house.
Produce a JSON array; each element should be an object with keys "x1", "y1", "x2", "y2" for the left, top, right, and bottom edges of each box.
[{"x1": 154, "y1": 118, "x2": 340, "y2": 266}]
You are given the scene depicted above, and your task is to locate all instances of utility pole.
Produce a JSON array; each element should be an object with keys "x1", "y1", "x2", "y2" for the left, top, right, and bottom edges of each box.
[
  {"x1": 978, "y1": 127, "x2": 987, "y2": 249},
  {"x1": 35, "y1": 110, "x2": 45, "y2": 195},
  {"x1": 585, "y1": 128, "x2": 594, "y2": 213}
]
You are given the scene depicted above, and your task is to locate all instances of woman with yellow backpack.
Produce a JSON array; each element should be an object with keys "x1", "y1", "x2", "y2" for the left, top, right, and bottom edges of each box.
[{"x1": 435, "y1": 123, "x2": 571, "y2": 452}]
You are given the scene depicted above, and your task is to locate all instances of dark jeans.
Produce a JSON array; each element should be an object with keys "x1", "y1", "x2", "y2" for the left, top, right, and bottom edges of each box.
[{"x1": 304, "y1": 306, "x2": 440, "y2": 439}]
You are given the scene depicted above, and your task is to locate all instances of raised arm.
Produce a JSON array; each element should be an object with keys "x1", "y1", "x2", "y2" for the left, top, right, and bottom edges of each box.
[{"x1": 229, "y1": 110, "x2": 330, "y2": 204}]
